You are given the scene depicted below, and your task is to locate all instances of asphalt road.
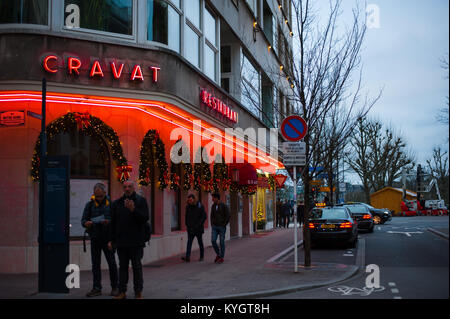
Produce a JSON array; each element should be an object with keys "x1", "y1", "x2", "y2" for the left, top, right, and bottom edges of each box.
[{"x1": 266, "y1": 216, "x2": 449, "y2": 299}]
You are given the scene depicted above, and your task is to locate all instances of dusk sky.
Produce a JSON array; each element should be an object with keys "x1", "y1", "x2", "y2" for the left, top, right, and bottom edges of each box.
[
  {"x1": 315, "y1": 1, "x2": 449, "y2": 183},
  {"x1": 350, "y1": 1, "x2": 448, "y2": 161}
]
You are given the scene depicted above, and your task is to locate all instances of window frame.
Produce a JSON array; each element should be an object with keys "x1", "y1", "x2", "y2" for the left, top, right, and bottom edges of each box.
[
  {"x1": 60, "y1": 0, "x2": 137, "y2": 41},
  {"x1": 0, "y1": 0, "x2": 51, "y2": 30},
  {"x1": 144, "y1": 0, "x2": 182, "y2": 52}
]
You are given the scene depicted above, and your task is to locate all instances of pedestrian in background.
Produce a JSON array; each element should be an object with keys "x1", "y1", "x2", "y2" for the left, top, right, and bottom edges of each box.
[
  {"x1": 182, "y1": 194, "x2": 206, "y2": 262},
  {"x1": 211, "y1": 193, "x2": 230, "y2": 264},
  {"x1": 276, "y1": 199, "x2": 282, "y2": 228},
  {"x1": 108, "y1": 181, "x2": 149, "y2": 299},
  {"x1": 81, "y1": 183, "x2": 118, "y2": 297},
  {"x1": 281, "y1": 201, "x2": 292, "y2": 228},
  {"x1": 297, "y1": 201, "x2": 305, "y2": 227}
]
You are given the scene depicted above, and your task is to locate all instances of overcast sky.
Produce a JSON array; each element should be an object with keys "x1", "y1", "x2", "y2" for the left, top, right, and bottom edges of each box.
[
  {"x1": 360, "y1": 0, "x2": 448, "y2": 158},
  {"x1": 317, "y1": 0, "x2": 449, "y2": 183}
]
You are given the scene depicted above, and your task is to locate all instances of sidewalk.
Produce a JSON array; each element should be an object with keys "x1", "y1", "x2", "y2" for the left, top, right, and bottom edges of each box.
[{"x1": 1, "y1": 227, "x2": 360, "y2": 299}]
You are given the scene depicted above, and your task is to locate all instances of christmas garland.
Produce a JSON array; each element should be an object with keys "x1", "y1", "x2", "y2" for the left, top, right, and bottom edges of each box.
[
  {"x1": 193, "y1": 147, "x2": 212, "y2": 192},
  {"x1": 183, "y1": 162, "x2": 194, "y2": 190},
  {"x1": 30, "y1": 112, "x2": 128, "y2": 182},
  {"x1": 138, "y1": 129, "x2": 169, "y2": 190},
  {"x1": 213, "y1": 157, "x2": 231, "y2": 193}
]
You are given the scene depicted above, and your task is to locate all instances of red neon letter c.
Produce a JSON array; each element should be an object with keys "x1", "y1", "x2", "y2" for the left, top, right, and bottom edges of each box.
[{"x1": 43, "y1": 55, "x2": 58, "y2": 73}]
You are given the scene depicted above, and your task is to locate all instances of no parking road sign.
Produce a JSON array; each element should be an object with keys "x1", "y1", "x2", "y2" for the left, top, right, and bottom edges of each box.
[{"x1": 280, "y1": 115, "x2": 308, "y2": 142}]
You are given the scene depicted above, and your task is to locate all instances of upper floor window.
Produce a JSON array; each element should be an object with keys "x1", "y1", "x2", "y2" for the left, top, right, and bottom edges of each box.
[
  {"x1": 241, "y1": 53, "x2": 261, "y2": 119},
  {"x1": 0, "y1": 0, "x2": 48, "y2": 25},
  {"x1": 204, "y1": 7, "x2": 218, "y2": 81},
  {"x1": 147, "y1": 0, "x2": 180, "y2": 52},
  {"x1": 64, "y1": 0, "x2": 133, "y2": 35}
]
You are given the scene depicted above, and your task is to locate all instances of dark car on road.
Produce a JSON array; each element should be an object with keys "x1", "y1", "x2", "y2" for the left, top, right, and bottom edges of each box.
[
  {"x1": 344, "y1": 204, "x2": 374, "y2": 232},
  {"x1": 307, "y1": 206, "x2": 358, "y2": 248},
  {"x1": 353, "y1": 202, "x2": 392, "y2": 225}
]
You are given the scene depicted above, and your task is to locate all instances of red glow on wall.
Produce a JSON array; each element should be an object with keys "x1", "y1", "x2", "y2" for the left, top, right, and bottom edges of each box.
[{"x1": 0, "y1": 91, "x2": 283, "y2": 172}]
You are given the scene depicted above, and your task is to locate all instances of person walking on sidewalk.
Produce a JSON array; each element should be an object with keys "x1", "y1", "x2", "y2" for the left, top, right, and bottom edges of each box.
[
  {"x1": 108, "y1": 181, "x2": 149, "y2": 300},
  {"x1": 211, "y1": 193, "x2": 230, "y2": 264},
  {"x1": 281, "y1": 201, "x2": 292, "y2": 228},
  {"x1": 182, "y1": 194, "x2": 207, "y2": 262},
  {"x1": 81, "y1": 183, "x2": 119, "y2": 297},
  {"x1": 276, "y1": 199, "x2": 282, "y2": 228}
]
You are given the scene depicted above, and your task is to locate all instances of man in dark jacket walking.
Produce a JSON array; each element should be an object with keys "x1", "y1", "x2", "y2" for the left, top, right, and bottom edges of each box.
[
  {"x1": 211, "y1": 193, "x2": 230, "y2": 264},
  {"x1": 82, "y1": 183, "x2": 118, "y2": 297},
  {"x1": 281, "y1": 201, "x2": 292, "y2": 228},
  {"x1": 182, "y1": 194, "x2": 207, "y2": 262},
  {"x1": 108, "y1": 181, "x2": 149, "y2": 299}
]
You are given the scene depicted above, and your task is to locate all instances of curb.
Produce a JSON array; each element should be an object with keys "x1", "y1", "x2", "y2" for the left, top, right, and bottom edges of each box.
[
  {"x1": 427, "y1": 228, "x2": 449, "y2": 240},
  {"x1": 203, "y1": 237, "x2": 364, "y2": 299}
]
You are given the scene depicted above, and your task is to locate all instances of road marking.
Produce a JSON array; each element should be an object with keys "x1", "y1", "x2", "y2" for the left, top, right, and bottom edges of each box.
[
  {"x1": 328, "y1": 285, "x2": 385, "y2": 296},
  {"x1": 388, "y1": 282, "x2": 396, "y2": 287},
  {"x1": 393, "y1": 296, "x2": 402, "y2": 299},
  {"x1": 387, "y1": 231, "x2": 423, "y2": 237},
  {"x1": 391, "y1": 288, "x2": 399, "y2": 294},
  {"x1": 343, "y1": 254, "x2": 354, "y2": 257}
]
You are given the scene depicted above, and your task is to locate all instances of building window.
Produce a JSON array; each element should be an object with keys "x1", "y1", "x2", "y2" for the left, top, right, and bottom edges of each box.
[
  {"x1": 261, "y1": 74, "x2": 274, "y2": 128},
  {"x1": 147, "y1": 0, "x2": 180, "y2": 52},
  {"x1": 241, "y1": 53, "x2": 261, "y2": 119},
  {"x1": 63, "y1": 0, "x2": 133, "y2": 36},
  {"x1": 221, "y1": 45, "x2": 232, "y2": 93},
  {"x1": 184, "y1": 24, "x2": 200, "y2": 67},
  {"x1": 204, "y1": 7, "x2": 218, "y2": 81},
  {"x1": 263, "y1": 1, "x2": 273, "y2": 45},
  {"x1": 185, "y1": 0, "x2": 200, "y2": 29},
  {"x1": 0, "y1": 0, "x2": 48, "y2": 25}
]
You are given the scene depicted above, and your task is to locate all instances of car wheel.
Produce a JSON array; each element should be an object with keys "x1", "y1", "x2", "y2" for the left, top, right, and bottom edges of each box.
[
  {"x1": 373, "y1": 216, "x2": 382, "y2": 225},
  {"x1": 368, "y1": 225, "x2": 374, "y2": 233}
]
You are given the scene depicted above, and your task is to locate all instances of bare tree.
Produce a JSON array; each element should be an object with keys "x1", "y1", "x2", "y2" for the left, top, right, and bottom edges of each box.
[
  {"x1": 436, "y1": 55, "x2": 449, "y2": 135},
  {"x1": 287, "y1": 0, "x2": 382, "y2": 266},
  {"x1": 347, "y1": 117, "x2": 416, "y2": 203},
  {"x1": 426, "y1": 146, "x2": 449, "y2": 206}
]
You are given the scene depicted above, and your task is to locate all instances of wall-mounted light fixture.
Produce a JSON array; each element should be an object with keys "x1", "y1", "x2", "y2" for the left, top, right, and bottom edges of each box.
[{"x1": 253, "y1": 21, "x2": 260, "y2": 42}]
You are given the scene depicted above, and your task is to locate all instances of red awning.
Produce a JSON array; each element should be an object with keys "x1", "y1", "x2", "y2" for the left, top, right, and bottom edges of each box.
[{"x1": 229, "y1": 163, "x2": 258, "y2": 186}]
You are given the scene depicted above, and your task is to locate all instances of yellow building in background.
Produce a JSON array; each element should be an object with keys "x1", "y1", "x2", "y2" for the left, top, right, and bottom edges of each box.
[{"x1": 370, "y1": 187, "x2": 417, "y2": 215}]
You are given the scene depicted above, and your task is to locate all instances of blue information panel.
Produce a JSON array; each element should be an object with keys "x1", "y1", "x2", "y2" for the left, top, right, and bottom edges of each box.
[{"x1": 44, "y1": 167, "x2": 68, "y2": 244}]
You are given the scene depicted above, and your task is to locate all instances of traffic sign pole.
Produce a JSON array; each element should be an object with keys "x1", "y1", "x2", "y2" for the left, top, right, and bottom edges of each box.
[{"x1": 294, "y1": 166, "x2": 298, "y2": 273}]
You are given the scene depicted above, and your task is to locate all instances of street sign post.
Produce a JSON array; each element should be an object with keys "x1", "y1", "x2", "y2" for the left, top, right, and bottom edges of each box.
[{"x1": 280, "y1": 116, "x2": 308, "y2": 273}]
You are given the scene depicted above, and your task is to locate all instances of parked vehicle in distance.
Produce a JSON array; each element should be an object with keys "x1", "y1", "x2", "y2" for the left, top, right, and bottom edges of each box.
[
  {"x1": 307, "y1": 206, "x2": 358, "y2": 248},
  {"x1": 343, "y1": 204, "x2": 374, "y2": 232},
  {"x1": 346, "y1": 202, "x2": 392, "y2": 225}
]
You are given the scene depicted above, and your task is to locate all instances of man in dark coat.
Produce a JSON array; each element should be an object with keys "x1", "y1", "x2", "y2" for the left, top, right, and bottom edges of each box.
[
  {"x1": 81, "y1": 183, "x2": 118, "y2": 297},
  {"x1": 182, "y1": 194, "x2": 207, "y2": 262},
  {"x1": 276, "y1": 199, "x2": 282, "y2": 228},
  {"x1": 108, "y1": 181, "x2": 149, "y2": 299},
  {"x1": 281, "y1": 201, "x2": 292, "y2": 228},
  {"x1": 297, "y1": 201, "x2": 305, "y2": 227},
  {"x1": 211, "y1": 193, "x2": 230, "y2": 263}
]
